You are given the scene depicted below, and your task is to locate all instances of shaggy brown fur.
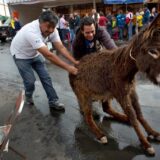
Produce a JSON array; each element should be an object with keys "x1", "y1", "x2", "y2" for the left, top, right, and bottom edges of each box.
[{"x1": 69, "y1": 14, "x2": 160, "y2": 155}]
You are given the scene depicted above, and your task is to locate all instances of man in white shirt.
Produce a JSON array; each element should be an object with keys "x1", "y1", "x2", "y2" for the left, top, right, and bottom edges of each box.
[{"x1": 10, "y1": 11, "x2": 78, "y2": 113}]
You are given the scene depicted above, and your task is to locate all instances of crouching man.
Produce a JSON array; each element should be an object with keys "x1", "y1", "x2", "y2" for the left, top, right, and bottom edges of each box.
[{"x1": 73, "y1": 16, "x2": 117, "y2": 60}]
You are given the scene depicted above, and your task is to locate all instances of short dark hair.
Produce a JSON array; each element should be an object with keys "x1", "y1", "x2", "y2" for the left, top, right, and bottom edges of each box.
[
  {"x1": 80, "y1": 17, "x2": 96, "y2": 31},
  {"x1": 39, "y1": 11, "x2": 58, "y2": 27}
]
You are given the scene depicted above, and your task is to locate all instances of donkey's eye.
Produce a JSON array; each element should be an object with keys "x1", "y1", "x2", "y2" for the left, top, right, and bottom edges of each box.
[{"x1": 149, "y1": 49, "x2": 158, "y2": 55}]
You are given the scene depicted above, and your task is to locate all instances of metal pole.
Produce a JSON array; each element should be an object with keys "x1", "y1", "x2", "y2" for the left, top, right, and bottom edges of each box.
[
  {"x1": 2, "y1": 0, "x2": 7, "y2": 16},
  {"x1": 93, "y1": 0, "x2": 96, "y2": 9},
  {"x1": 158, "y1": 0, "x2": 160, "y2": 13},
  {"x1": 70, "y1": 5, "x2": 73, "y2": 13},
  {"x1": 126, "y1": 3, "x2": 127, "y2": 12}
]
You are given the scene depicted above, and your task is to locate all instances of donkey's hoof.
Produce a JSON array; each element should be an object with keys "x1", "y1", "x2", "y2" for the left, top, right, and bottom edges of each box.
[
  {"x1": 147, "y1": 135, "x2": 160, "y2": 142},
  {"x1": 155, "y1": 135, "x2": 160, "y2": 141},
  {"x1": 99, "y1": 136, "x2": 108, "y2": 144},
  {"x1": 147, "y1": 135, "x2": 154, "y2": 141},
  {"x1": 146, "y1": 147, "x2": 155, "y2": 156}
]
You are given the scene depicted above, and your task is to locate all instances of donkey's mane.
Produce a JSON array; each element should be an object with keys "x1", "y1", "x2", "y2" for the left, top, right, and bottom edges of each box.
[
  {"x1": 104, "y1": 25, "x2": 159, "y2": 66},
  {"x1": 112, "y1": 28, "x2": 147, "y2": 65}
]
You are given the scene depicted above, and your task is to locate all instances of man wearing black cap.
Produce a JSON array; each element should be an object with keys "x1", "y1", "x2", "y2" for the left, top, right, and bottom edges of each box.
[{"x1": 10, "y1": 11, "x2": 79, "y2": 113}]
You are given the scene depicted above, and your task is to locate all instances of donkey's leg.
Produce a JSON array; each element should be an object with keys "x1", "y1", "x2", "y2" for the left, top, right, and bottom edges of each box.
[
  {"x1": 77, "y1": 93, "x2": 107, "y2": 144},
  {"x1": 102, "y1": 100, "x2": 129, "y2": 123},
  {"x1": 130, "y1": 90, "x2": 160, "y2": 141},
  {"x1": 118, "y1": 95, "x2": 155, "y2": 155}
]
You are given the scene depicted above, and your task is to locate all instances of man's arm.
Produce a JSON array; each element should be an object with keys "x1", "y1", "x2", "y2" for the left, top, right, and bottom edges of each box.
[
  {"x1": 37, "y1": 46, "x2": 78, "y2": 75},
  {"x1": 25, "y1": 30, "x2": 77, "y2": 74},
  {"x1": 99, "y1": 28, "x2": 118, "y2": 49},
  {"x1": 49, "y1": 28, "x2": 79, "y2": 64},
  {"x1": 53, "y1": 41, "x2": 79, "y2": 65}
]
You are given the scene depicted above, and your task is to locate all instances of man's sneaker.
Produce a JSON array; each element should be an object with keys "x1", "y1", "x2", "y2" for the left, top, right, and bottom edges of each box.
[
  {"x1": 49, "y1": 100, "x2": 65, "y2": 112},
  {"x1": 25, "y1": 97, "x2": 34, "y2": 105}
]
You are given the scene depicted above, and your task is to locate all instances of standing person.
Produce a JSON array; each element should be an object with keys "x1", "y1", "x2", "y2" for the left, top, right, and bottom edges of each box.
[
  {"x1": 150, "y1": 7, "x2": 158, "y2": 23},
  {"x1": 10, "y1": 11, "x2": 78, "y2": 113},
  {"x1": 132, "y1": 11, "x2": 137, "y2": 35},
  {"x1": 112, "y1": 16, "x2": 119, "y2": 41},
  {"x1": 73, "y1": 12, "x2": 80, "y2": 34},
  {"x1": 72, "y1": 16, "x2": 117, "y2": 60},
  {"x1": 56, "y1": 13, "x2": 61, "y2": 39},
  {"x1": 106, "y1": 11, "x2": 113, "y2": 36},
  {"x1": 98, "y1": 11, "x2": 108, "y2": 29},
  {"x1": 69, "y1": 13, "x2": 75, "y2": 43},
  {"x1": 142, "y1": 5, "x2": 150, "y2": 28},
  {"x1": 91, "y1": 9, "x2": 100, "y2": 24},
  {"x1": 59, "y1": 14, "x2": 69, "y2": 43},
  {"x1": 126, "y1": 10, "x2": 133, "y2": 40},
  {"x1": 14, "y1": 17, "x2": 21, "y2": 31},
  {"x1": 116, "y1": 10, "x2": 125, "y2": 41},
  {"x1": 10, "y1": 16, "x2": 16, "y2": 37},
  {"x1": 135, "y1": 10, "x2": 140, "y2": 34},
  {"x1": 137, "y1": 10, "x2": 143, "y2": 33},
  {"x1": 84, "y1": 13, "x2": 89, "y2": 18}
]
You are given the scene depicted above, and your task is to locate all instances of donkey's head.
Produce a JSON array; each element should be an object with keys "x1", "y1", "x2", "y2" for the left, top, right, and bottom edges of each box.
[{"x1": 134, "y1": 14, "x2": 160, "y2": 85}]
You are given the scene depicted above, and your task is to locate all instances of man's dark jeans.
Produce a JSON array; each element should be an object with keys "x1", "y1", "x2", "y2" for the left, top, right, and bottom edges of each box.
[{"x1": 13, "y1": 55, "x2": 59, "y2": 105}]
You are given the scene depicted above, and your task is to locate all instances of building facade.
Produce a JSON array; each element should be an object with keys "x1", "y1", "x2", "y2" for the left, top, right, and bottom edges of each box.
[
  {"x1": 8, "y1": 0, "x2": 158, "y2": 25},
  {"x1": 7, "y1": 0, "x2": 102, "y2": 24}
]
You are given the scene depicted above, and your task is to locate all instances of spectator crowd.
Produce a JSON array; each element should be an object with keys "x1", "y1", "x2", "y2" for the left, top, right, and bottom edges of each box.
[{"x1": 56, "y1": 6, "x2": 158, "y2": 44}]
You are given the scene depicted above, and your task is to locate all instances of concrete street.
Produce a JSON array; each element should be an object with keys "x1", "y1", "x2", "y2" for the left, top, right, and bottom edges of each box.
[{"x1": 0, "y1": 41, "x2": 160, "y2": 160}]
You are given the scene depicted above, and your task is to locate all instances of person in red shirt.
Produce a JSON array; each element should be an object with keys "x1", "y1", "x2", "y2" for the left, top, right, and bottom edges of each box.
[{"x1": 98, "y1": 11, "x2": 108, "y2": 29}]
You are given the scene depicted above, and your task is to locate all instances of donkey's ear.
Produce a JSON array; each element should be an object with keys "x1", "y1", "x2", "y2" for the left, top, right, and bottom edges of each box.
[{"x1": 149, "y1": 13, "x2": 160, "y2": 29}]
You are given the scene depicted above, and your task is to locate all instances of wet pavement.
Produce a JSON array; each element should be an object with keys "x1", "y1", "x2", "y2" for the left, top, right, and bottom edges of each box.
[{"x1": 0, "y1": 41, "x2": 160, "y2": 160}]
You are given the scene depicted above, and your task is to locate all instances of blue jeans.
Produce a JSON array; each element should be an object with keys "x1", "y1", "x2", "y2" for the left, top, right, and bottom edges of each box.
[
  {"x1": 13, "y1": 55, "x2": 59, "y2": 105},
  {"x1": 70, "y1": 29, "x2": 75, "y2": 43},
  {"x1": 118, "y1": 27, "x2": 124, "y2": 40},
  {"x1": 60, "y1": 29, "x2": 69, "y2": 42},
  {"x1": 128, "y1": 22, "x2": 133, "y2": 40}
]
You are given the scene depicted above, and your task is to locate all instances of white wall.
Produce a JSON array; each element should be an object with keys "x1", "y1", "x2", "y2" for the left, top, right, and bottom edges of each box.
[{"x1": 0, "y1": 0, "x2": 10, "y2": 16}]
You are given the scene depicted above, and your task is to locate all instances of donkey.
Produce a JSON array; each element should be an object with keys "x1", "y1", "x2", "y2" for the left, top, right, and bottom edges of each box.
[{"x1": 69, "y1": 14, "x2": 160, "y2": 155}]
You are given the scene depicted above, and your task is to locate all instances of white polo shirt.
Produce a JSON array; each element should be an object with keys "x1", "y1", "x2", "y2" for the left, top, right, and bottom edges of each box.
[{"x1": 10, "y1": 20, "x2": 61, "y2": 59}]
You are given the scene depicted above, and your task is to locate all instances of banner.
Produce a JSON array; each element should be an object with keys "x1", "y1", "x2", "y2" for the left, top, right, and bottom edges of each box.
[
  {"x1": 7, "y1": 0, "x2": 53, "y2": 5},
  {"x1": 103, "y1": 0, "x2": 144, "y2": 4},
  {"x1": 144, "y1": 0, "x2": 159, "y2": 3}
]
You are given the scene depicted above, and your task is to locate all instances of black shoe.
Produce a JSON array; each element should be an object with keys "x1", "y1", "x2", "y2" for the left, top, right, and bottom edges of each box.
[
  {"x1": 25, "y1": 96, "x2": 34, "y2": 105},
  {"x1": 49, "y1": 101, "x2": 65, "y2": 112}
]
